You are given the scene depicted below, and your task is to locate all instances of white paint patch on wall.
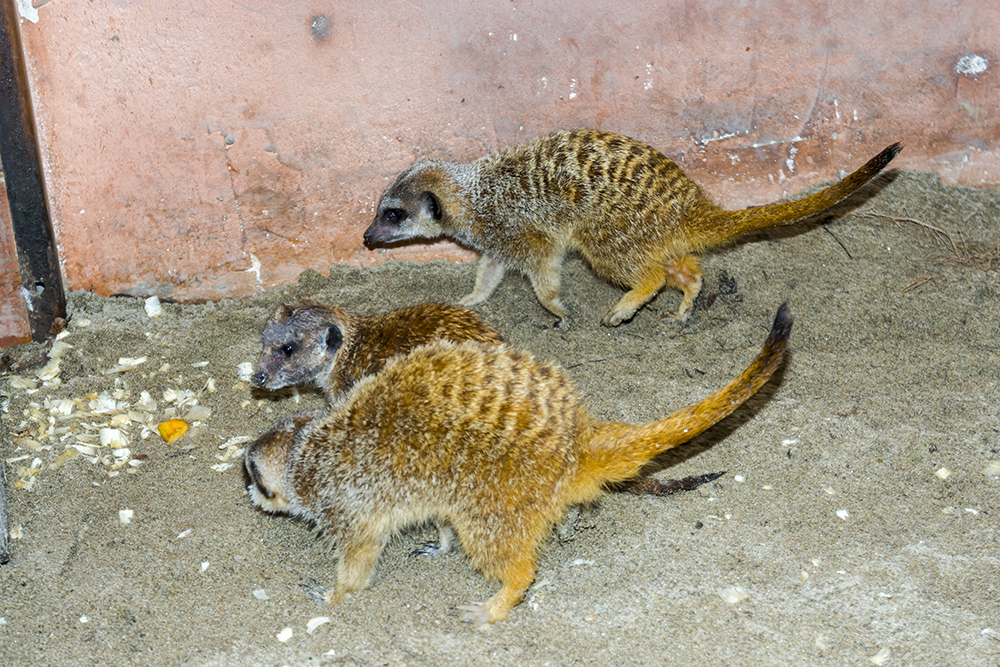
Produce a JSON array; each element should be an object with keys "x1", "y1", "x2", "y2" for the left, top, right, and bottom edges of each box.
[{"x1": 955, "y1": 54, "x2": 988, "y2": 76}]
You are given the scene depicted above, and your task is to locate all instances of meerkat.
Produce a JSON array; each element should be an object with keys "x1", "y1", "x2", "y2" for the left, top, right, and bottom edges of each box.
[
  {"x1": 244, "y1": 303, "x2": 792, "y2": 624},
  {"x1": 251, "y1": 299, "x2": 503, "y2": 402},
  {"x1": 252, "y1": 299, "x2": 499, "y2": 557},
  {"x1": 365, "y1": 129, "x2": 901, "y2": 326},
  {"x1": 251, "y1": 297, "x2": 725, "y2": 503}
]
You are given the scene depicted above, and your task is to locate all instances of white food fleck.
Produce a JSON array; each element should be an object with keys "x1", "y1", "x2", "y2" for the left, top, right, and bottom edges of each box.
[
  {"x1": 868, "y1": 647, "x2": 891, "y2": 664},
  {"x1": 79, "y1": 615, "x2": 89, "y2": 624},
  {"x1": 144, "y1": 296, "x2": 162, "y2": 318},
  {"x1": 836, "y1": 509, "x2": 850, "y2": 520},
  {"x1": 306, "y1": 616, "x2": 331, "y2": 634},
  {"x1": 48, "y1": 340, "x2": 73, "y2": 360},
  {"x1": 276, "y1": 627, "x2": 293, "y2": 642},
  {"x1": 119, "y1": 509, "x2": 134, "y2": 524},
  {"x1": 717, "y1": 586, "x2": 750, "y2": 604},
  {"x1": 734, "y1": 475, "x2": 745, "y2": 483},
  {"x1": 35, "y1": 359, "x2": 61, "y2": 381},
  {"x1": 201, "y1": 562, "x2": 210, "y2": 572},
  {"x1": 103, "y1": 356, "x2": 148, "y2": 374},
  {"x1": 184, "y1": 405, "x2": 212, "y2": 422},
  {"x1": 253, "y1": 589, "x2": 270, "y2": 600},
  {"x1": 982, "y1": 461, "x2": 1000, "y2": 476},
  {"x1": 935, "y1": 467, "x2": 950, "y2": 480},
  {"x1": 237, "y1": 362, "x2": 254, "y2": 381}
]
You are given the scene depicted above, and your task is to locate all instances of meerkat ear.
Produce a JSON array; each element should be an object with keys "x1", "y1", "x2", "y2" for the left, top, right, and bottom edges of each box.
[
  {"x1": 422, "y1": 192, "x2": 442, "y2": 220},
  {"x1": 270, "y1": 303, "x2": 295, "y2": 322},
  {"x1": 326, "y1": 324, "x2": 343, "y2": 352}
]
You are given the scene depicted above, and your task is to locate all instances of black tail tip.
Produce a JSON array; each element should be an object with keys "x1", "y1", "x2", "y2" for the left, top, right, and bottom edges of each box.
[
  {"x1": 769, "y1": 302, "x2": 794, "y2": 342},
  {"x1": 876, "y1": 142, "x2": 904, "y2": 168}
]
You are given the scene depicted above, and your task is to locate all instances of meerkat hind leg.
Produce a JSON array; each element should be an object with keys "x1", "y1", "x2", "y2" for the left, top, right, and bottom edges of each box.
[
  {"x1": 527, "y1": 253, "x2": 569, "y2": 323},
  {"x1": 459, "y1": 256, "x2": 506, "y2": 306},
  {"x1": 458, "y1": 556, "x2": 537, "y2": 624},
  {"x1": 664, "y1": 254, "x2": 704, "y2": 321},
  {"x1": 602, "y1": 264, "x2": 669, "y2": 327}
]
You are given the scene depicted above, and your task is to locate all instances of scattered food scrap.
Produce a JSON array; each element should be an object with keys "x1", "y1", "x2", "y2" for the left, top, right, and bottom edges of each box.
[
  {"x1": 717, "y1": 586, "x2": 750, "y2": 604},
  {"x1": 306, "y1": 616, "x2": 330, "y2": 634},
  {"x1": 157, "y1": 419, "x2": 189, "y2": 443}
]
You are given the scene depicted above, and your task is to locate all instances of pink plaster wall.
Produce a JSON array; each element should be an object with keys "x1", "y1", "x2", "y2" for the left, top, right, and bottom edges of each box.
[{"x1": 14, "y1": 0, "x2": 999, "y2": 300}]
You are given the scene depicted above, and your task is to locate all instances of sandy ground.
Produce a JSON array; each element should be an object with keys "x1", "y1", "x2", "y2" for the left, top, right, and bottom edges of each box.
[{"x1": 0, "y1": 170, "x2": 998, "y2": 666}]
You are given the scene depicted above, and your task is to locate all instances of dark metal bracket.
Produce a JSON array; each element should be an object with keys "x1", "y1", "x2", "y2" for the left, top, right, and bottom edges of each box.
[{"x1": 0, "y1": 0, "x2": 66, "y2": 342}]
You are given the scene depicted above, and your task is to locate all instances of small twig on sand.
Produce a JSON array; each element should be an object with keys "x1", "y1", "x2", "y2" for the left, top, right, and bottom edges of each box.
[
  {"x1": 857, "y1": 207, "x2": 960, "y2": 258},
  {"x1": 900, "y1": 275, "x2": 940, "y2": 293}
]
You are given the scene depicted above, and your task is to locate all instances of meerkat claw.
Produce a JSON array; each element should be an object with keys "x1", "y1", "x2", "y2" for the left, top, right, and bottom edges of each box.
[
  {"x1": 298, "y1": 577, "x2": 329, "y2": 604},
  {"x1": 409, "y1": 542, "x2": 448, "y2": 557}
]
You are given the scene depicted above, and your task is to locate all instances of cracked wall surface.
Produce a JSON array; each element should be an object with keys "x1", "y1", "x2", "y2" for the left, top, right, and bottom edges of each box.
[{"x1": 14, "y1": 0, "x2": 999, "y2": 300}]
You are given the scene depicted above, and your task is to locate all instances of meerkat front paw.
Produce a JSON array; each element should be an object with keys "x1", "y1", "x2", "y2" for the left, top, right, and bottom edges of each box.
[
  {"x1": 323, "y1": 588, "x2": 352, "y2": 607},
  {"x1": 457, "y1": 292, "x2": 485, "y2": 307},
  {"x1": 601, "y1": 307, "x2": 633, "y2": 327},
  {"x1": 456, "y1": 603, "x2": 491, "y2": 625}
]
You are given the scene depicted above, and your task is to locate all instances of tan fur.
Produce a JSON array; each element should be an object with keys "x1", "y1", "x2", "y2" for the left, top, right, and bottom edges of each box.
[
  {"x1": 244, "y1": 305, "x2": 792, "y2": 624},
  {"x1": 366, "y1": 129, "x2": 901, "y2": 326},
  {"x1": 252, "y1": 299, "x2": 503, "y2": 402}
]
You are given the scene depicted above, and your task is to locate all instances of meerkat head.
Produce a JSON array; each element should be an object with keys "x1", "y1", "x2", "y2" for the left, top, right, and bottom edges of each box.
[
  {"x1": 244, "y1": 422, "x2": 296, "y2": 514},
  {"x1": 252, "y1": 299, "x2": 346, "y2": 391},
  {"x1": 243, "y1": 411, "x2": 320, "y2": 516},
  {"x1": 365, "y1": 160, "x2": 459, "y2": 246}
]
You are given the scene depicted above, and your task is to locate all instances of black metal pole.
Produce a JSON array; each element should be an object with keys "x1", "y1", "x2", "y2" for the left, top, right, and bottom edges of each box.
[{"x1": 0, "y1": 0, "x2": 66, "y2": 342}]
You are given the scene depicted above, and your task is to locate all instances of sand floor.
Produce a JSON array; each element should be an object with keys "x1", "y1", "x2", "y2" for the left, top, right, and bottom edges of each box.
[{"x1": 1, "y1": 170, "x2": 999, "y2": 666}]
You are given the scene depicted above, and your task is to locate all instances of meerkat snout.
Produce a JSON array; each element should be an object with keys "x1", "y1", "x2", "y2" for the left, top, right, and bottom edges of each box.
[
  {"x1": 364, "y1": 208, "x2": 407, "y2": 245},
  {"x1": 244, "y1": 411, "x2": 322, "y2": 515}
]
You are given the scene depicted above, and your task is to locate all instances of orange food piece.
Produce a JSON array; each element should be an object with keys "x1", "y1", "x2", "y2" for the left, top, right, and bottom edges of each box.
[{"x1": 157, "y1": 419, "x2": 190, "y2": 443}]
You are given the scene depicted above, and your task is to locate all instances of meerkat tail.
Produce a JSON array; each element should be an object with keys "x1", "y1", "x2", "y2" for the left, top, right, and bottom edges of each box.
[
  {"x1": 717, "y1": 143, "x2": 902, "y2": 238},
  {"x1": 579, "y1": 303, "x2": 793, "y2": 485}
]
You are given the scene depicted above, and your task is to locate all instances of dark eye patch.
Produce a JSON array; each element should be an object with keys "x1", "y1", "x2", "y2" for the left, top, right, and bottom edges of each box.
[
  {"x1": 274, "y1": 341, "x2": 298, "y2": 360},
  {"x1": 383, "y1": 208, "x2": 407, "y2": 224}
]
